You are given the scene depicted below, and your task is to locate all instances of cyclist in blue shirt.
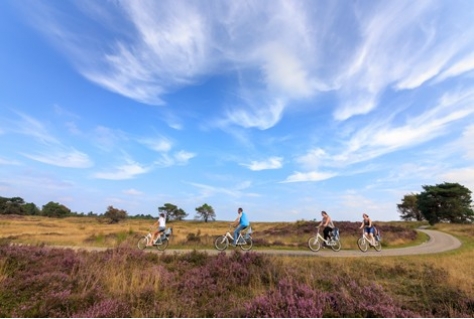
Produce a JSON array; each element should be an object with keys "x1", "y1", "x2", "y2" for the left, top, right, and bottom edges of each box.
[{"x1": 232, "y1": 207, "x2": 249, "y2": 246}]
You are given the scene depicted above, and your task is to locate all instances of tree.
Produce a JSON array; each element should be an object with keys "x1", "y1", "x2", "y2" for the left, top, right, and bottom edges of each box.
[
  {"x1": 23, "y1": 202, "x2": 41, "y2": 216},
  {"x1": 104, "y1": 206, "x2": 127, "y2": 223},
  {"x1": 417, "y1": 182, "x2": 474, "y2": 225},
  {"x1": 42, "y1": 201, "x2": 71, "y2": 218},
  {"x1": 158, "y1": 203, "x2": 188, "y2": 221},
  {"x1": 103, "y1": 206, "x2": 128, "y2": 224},
  {"x1": 195, "y1": 203, "x2": 216, "y2": 223},
  {"x1": 0, "y1": 196, "x2": 26, "y2": 215},
  {"x1": 397, "y1": 193, "x2": 424, "y2": 221}
]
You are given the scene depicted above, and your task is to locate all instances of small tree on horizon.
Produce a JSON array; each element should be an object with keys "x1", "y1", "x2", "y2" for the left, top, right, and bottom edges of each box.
[
  {"x1": 397, "y1": 193, "x2": 424, "y2": 221},
  {"x1": 195, "y1": 203, "x2": 216, "y2": 223},
  {"x1": 158, "y1": 203, "x2": 188, "y2": 221},
  {"x1": 42, "y1": 201, "x2": 71, "y2": 218},
  {"x1": 103, "y1": 206, "x2": 128, "y2": 224}
]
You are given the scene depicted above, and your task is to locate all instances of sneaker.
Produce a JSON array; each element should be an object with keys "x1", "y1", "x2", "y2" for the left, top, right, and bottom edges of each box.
[{"x1": 230, "y1": 243, "x2": 237, "y2": 247}]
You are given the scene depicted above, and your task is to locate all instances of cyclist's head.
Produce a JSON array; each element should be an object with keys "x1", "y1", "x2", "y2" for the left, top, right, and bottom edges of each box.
[
  {"x1": 238, "y1": 207, "x2": 243, "y2": 213},
  {"x1": 321, "y1": 210, "x2": 327, "y2": 217},
  {"x1": 363, "y1": 213, "x2": 369, "y2": 218},
  {"x1": 160, "y1": 213, "x2": 165, "y2": 217}
]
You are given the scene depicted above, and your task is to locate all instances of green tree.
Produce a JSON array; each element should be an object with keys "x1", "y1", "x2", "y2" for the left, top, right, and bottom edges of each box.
[
  {"x1": 417, "y1": 182, "x2": 474, "y2": 225},
  {"x1": 23, "y1": 202, "x2": 41, "y2": 216},
  {"x1": 103, "y1": 206, "x2": 128, "y2": 224},
  {"x1": 397, "y1": 193, "x2": 423, "y2": 221},
  {"x1": 0, "y1": 196, "x2": 26, "y2": 215},
  {"x1": 158, "y1": 203, "x2": 188, "y2": 221},
  {"x1": 42, "y1": 201, "x2": 71, "y2": 218},
  {"x1": 195, "y1": 203, "x2": 216, "y2": 223}
]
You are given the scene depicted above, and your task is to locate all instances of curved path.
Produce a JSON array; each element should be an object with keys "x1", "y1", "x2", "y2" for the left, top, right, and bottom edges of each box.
[{"x1": 54, "y1": 229, "x2": 461, "y2": 257}]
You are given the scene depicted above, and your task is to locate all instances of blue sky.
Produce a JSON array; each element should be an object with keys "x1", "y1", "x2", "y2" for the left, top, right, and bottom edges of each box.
[{"x1": 1, "y1": 1, "x2": 474, "y2": 222}]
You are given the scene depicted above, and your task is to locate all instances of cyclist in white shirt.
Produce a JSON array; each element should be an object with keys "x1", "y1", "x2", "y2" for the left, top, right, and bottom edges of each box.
[{"x1": 148, "y1": 213, "x2": 166, "y2": 246}]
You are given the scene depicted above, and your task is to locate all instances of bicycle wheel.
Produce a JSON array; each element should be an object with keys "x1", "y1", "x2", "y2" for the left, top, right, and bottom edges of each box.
[
  {"x1": 240, "y1": 236, "x2": 253, "y2": 251},
  {"x1": 357, "y1": 237, "x2": 368, "y2": 252},
  {"x1": 331, "y1": 239, "x2": 342, "y2": 252},
  {"x1": 308, "y1": 236, "x2": 321, "y2": 252},
  {"x1": 214, "y1": 235, "x2": 228, "y2": 251},
  {"x1": 155, "y1": 238, "x2": 169, "y2": 251},
  {"x1": 373, "y1": 240, "x2": 382, "y2": 252},
  {"x1": 137, "y1": 237, "x2": 148, "y2": 250}
]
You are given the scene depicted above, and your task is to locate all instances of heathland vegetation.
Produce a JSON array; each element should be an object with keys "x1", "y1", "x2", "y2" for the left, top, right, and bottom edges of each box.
[{"x1": 1, "y1": 215, "x2": 473, "y2": 317}]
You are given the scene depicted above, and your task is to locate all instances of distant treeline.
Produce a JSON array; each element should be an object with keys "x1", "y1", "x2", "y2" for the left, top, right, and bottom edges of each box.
[{"x1": 0, "y1": 196, "x2": 153, "y2": 220}]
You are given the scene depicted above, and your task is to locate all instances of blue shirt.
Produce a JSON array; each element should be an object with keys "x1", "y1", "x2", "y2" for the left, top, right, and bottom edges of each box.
[{"x1": 239, "y1": 211, "x2": 249, "y2": 227}]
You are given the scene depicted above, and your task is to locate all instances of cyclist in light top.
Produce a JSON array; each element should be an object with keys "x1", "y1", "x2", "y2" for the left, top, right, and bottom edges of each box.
[
  {"x1": 360, "y1": 213, "x2": 375, "y2": 246},
  {"x1": 148, "y1": 213, "x2": 166, "y2": 246},
  {"x1": 232, "y1": 207, "x2": 249, "y2": 246},
  {"x1": 318, "y1": 210, "x2": 334, "y2": 244}
]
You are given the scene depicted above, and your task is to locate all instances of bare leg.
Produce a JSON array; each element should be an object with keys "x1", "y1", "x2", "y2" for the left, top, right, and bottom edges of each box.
[{"x1": 369, "y1": 233, "x2": 375, "y2": 246}]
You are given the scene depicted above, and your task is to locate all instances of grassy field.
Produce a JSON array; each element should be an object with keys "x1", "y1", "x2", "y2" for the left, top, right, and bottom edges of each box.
[
  {"x1": 1, "y1": 215, "x2": 423, "y2": 250},
  {"x1": 0, "y1": 215, "x2": 473, "y2": 317}
]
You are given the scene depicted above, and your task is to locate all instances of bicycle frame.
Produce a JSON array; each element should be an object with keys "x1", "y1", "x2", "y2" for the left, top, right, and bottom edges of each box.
[
  {"x1": 214, "y1": 226, "x2": 253, "y2": 251},
  {"x1": 137, "y1": 229, "x2": 171, "y2": 251},
  {"x1": 357, "y1": 230, "x2": 381, "y2": 252},
  {"x1": 308, "y1": 227, "x2": 341, "y2": 252}
]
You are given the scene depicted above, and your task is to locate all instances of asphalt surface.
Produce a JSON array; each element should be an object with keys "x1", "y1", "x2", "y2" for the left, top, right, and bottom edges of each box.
[{"x1": 52, "y1": 228, "x2": 461, "y2": 258}]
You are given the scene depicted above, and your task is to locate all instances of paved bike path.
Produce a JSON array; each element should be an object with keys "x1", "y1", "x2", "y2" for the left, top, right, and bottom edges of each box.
[
  {"x1": 160, "y1": 229, "x2": 461, "y2": 257},
  {"x1": 41, "y1": 229, "x2": 461, "y2": 257}
]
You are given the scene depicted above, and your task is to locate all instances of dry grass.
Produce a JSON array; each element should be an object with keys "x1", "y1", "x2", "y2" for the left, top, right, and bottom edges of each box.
[
  {"x1": 0, "y1": 258, "x2": 7, "y2": 285},
  {"x1": 1, "y1": 215, "x2": 472, "y2": 317}
]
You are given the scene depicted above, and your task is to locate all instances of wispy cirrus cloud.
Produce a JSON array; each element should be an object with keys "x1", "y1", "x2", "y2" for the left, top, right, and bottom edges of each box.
[
  {"x1": 3, "y1": 111, "x2": 93, "y2": 168},
  {"x1": 288, "y1": 87, "x2": 474, "y2": 182},
  {"x1": 154, "y1": 150, "x2": 196, "y2": 167},
  {"x1": 93, "y1": 160, "x2": 150, "y2": 180},
  {"x1": 282, "y1": 170, "x2": 336, "y2": 183},
  {"x1": 138, "y1": 136, "x2": 173, "y2": 152},
  {"x1": 8, "y1": 111, "x2": 59, "y2": 144},
  {"x1": 22, "y1": 149, "x2": 93, "y2": 168},
  {"x1": 241, "y1": 156, "x2": 283, "y2": 171},
  {"x1": 17, "y1": 1, "x2": 474, "y2": 135}
]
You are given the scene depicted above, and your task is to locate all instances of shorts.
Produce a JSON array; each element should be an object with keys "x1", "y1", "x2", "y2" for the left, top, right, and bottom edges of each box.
[{"x1": 364, "y1": 226, "x2": 375, "y2": 235}]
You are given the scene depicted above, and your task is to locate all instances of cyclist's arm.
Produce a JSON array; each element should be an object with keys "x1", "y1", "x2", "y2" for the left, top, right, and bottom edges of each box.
[
  {"x1": 322, "y1": 218, "x2": 329, "y2": 227},
  {"x1": 234, "y1": 214, "x2": 242, "y2": 225}
]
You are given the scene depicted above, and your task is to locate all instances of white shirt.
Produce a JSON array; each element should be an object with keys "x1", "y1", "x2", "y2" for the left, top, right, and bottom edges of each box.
[{"x1": 158, "y1": 216, "x2": 166, "y2": 228}]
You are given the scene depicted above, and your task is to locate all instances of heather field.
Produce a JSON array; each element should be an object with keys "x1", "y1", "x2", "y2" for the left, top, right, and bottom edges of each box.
[{"x1": 0, "y1": 215, "x2": 473, "y2": 317}]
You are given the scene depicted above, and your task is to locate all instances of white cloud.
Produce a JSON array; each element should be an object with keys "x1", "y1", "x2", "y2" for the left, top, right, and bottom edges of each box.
[
  {"x1": 241, "y1": 157, "x2": 283, "y2": 171},
  {"x1": 174, "y1": 150, "x2": 196, "y2": 164},
  {"x1": 153, "y1": 150, "x2": 195, "y2": 167},
  {"x1": 11, "y1": 112, "x2": 59, "y2": 145},
  {"x1": 260, "y1": 42, "x2": 315, "y2": 99},
  {"x1": 93, "y1": 161, "x2": 150, "y2": 180},
  {"x1": 225, "y1": 99, "x2": 285, "y2": 130},
  {"x1": 139, "y1": 136, "x2": 173, "y2": 152},
  {"x1": 436, "y1": 53, "x2": 474, "y2": 82},
  {"x1": 283, "y1": 171, "x2": 336, "y2": 183},
  {"x1": 23, "y1": 149, "x2": 93, "y2": 168}
]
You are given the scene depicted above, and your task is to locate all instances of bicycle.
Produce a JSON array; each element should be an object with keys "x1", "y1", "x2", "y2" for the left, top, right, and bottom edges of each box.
[
  {"x1": 357, "y1": 230, "x2": 382, "y2": 252},
  {"x1": 137, "y1": 227, "x2": 172, "y2": 251},
  {"x1": 308, "y1": 226, "x2": 342, "y2": 252},
  {"x1": 214, "y1": 224, "x2": 253, "y2": 251}
]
